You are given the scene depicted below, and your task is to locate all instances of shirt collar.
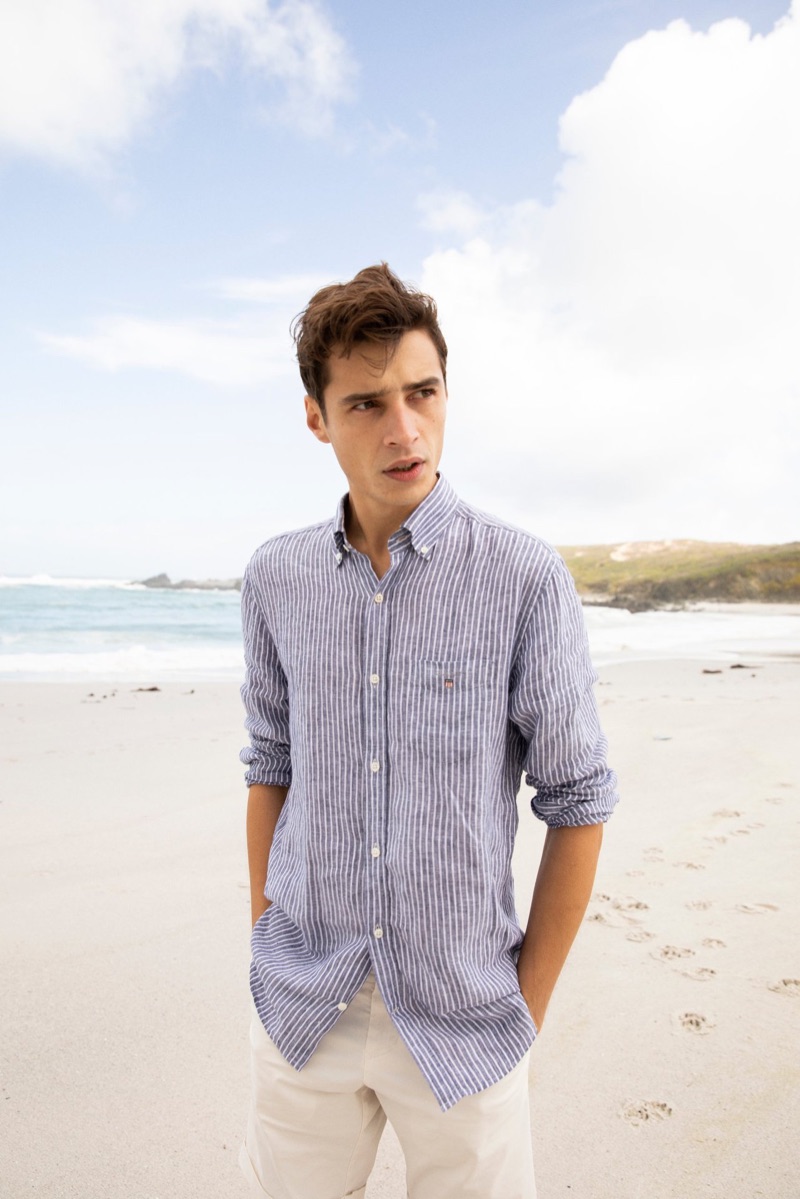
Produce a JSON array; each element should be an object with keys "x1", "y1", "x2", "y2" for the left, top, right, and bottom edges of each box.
[{"x1": 332, "y1": 475, "x2": 459, "y2": 564}]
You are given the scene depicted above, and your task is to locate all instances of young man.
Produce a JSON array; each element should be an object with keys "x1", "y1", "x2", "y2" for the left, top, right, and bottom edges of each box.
[{"x1": 239, "y1": 264, "x2": 618, "y2": 1199}]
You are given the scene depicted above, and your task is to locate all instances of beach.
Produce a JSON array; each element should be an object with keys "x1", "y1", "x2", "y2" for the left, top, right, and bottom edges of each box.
[{"x1": 1, "y1": 654, "x2": 798, "y2": 1198}]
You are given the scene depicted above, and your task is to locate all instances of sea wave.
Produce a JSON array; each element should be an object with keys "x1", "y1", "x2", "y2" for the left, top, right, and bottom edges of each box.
[
  {"x1": 585, "y1": 604, "x2": 799, "y2": 664},
  {"x1": 0, "y1": 575, "x2": 144, "y2": 590},
  {"x1": 0, "y1": 644, "x2": 245, "y2": 681}
]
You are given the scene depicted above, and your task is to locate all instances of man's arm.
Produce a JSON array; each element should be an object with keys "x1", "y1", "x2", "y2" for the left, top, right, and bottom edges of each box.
[
  {"x1": 517, "y1": 823, "x2": 603, "y2": 1032},
  {"x1": 247, "y1": 783, "x2": 289, "y2": 928}
]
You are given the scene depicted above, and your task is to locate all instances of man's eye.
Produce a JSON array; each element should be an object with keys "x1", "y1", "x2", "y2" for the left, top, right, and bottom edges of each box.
[{"x1": 353, "y1": 400, "x2": 375, "y2": 411}]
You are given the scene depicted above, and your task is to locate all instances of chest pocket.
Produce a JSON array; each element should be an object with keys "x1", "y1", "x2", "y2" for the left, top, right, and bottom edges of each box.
[{"x1": 409, "y1": 659, "x2": 503, "y2": 764}]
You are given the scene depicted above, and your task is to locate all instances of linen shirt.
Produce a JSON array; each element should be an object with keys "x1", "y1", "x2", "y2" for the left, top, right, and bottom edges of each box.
[{"x1": 240, "y1": 475, "x2": 618, "y2": 1110}]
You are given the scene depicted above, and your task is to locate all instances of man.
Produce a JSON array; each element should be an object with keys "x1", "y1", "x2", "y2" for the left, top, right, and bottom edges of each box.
[{"x1": 239, "y1": 263, "x2": 618, "y2": 1199}]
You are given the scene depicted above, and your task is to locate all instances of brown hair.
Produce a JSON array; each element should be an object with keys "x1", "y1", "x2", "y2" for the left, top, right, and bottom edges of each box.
[{"x1": 291, "y1": 263, "x2": 447, "y2": 414}]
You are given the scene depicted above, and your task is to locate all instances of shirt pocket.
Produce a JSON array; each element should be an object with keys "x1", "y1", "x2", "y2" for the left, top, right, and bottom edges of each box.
[{"x1": 408, "y1": 658, "x2": 502, "y2": 764}]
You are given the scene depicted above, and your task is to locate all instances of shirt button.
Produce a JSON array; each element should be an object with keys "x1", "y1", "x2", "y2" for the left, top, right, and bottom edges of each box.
[
  {"x1": 420, "y1": 546, "x2": 429, "y2": 555},
  {"x1": 374, "y1": 593, "x2": 383, "y2": 604},
  {"x1": 335, "y1": 552, "x2": 343, "y2": 563},
  {"x1": 370, "y1": 673, "x2": 380, "y2": 685},
  {"x1": 371, "y1": 845, "x2": 381, "y2": 858},
  {"x1": 374, "y1": 926, "x2": 383, "y2": 939},
  {"x1": 337, "y1": 1002, "x2": 347, "y2": 1012},
  {"x1": 370, "y1": 760, "x2": 380, "y2": 773}
]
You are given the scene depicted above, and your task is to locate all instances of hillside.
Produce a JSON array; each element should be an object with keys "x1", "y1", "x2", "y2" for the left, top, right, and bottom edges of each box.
[{"x1": 558, "y1": 540, "x2": 800, "y2": 611}]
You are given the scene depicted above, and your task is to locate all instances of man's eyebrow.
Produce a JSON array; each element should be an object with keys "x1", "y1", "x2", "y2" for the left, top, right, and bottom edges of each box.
[
  {"x1": 404, "y1": 376, "x2": 441, "y2": 393},
  {"x1": 337, "y1": 386, "x2": 390, "y2": 407},
  {"x1": 337, "y1": 377, "x2": 442, "y2": 406}
]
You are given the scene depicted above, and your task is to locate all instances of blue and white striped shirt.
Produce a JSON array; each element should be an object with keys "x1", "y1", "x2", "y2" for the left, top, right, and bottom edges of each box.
[{"x1": 240, "y1": 475, "x2": 617, "y2": 1110}]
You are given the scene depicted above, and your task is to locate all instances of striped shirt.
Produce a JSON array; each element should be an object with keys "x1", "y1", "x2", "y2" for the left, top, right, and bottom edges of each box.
[{"x1": 240, "y1": 475, "x2": 618, "y2": 1111}]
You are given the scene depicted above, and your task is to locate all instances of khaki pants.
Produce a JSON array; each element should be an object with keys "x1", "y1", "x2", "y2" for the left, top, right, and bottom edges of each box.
[{"x1": 240, "y1": 974, "x2": 536, "y2": 1199}]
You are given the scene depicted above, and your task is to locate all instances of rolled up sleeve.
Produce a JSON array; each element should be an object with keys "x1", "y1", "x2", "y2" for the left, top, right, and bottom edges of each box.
[
  {"x1": 239, "y1": 563, "x2": 292, "y2": 788},
  {"x1": 509, "y1": 556, "x2": 618, "y2": 827}
]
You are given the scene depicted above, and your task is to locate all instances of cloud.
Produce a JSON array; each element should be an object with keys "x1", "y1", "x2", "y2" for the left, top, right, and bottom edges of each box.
[
  {"x1": 40, "y1": 314, "x2": 292, "y2": 388},
  {"x1": 422, "y1": 4, "x2": 800, "y2": 543},
  {"x1": 213, "y1": 272, "x2": 331, "y2": 303},
  {"x1": 0, "y1": 0, "x2": 355, "y2": 168},
  {"x1": 417, "y1": 190, "x2": 486, "y2": 238},
  {"x1": 39, "y1": 270, "x2": 337, "y2": 384}
]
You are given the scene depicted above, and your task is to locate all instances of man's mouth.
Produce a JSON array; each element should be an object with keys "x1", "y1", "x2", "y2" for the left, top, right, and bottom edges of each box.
[{"x1": 384, "y1": 459, "x2": 425, "y2": 480}]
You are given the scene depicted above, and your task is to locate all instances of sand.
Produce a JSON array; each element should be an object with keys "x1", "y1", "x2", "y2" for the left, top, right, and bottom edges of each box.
[{"x1": 1, "y1": 656, "x2": 798, "y2": 1198}]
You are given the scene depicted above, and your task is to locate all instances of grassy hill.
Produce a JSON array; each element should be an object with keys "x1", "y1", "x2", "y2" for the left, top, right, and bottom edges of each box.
[{"x1": 557, "y1": 540, "x2": 800, "y2": 611}]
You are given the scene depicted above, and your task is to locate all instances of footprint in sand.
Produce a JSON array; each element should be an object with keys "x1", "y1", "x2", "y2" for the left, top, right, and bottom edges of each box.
[
  {"x1": 621, "y1": 1100, "x2": 673, "y2": 1126},
  {"x1": 703, "y1": 834, "x2": 728, "y2": 845},
  {"x1": 713, "y1": 808, "x2": 743, "y2": 819},
  {"x1": 626, "y1": 929, "x2": 655, "y2": 943},
  {"x1": 764, "y1": 797, "x2": 783, "y2": 805},
  {"x1": 678, "y1": 1011, "x2": 715, "y2": 1034},
  {"x1": 701, "y1": 938, "x2": 726, "y2": 949},
  {"x1": 653, "y1": 945, "x2": 695, "y2": 961},
  {"x1": 735, "y1": 903, "x2": 779, "y2": 915},
  {"x1": 643, "y1": 847, "x2": 665, "y2": 862},
  {"x1": 586, "y1": 912, "x2": 610, "y2": 924},
  {"x1": 626, "y1": 869, "x2": 645, "y2": 878},
  {"x1": 685, "y1": 900, "x2": 712, "y2": 910},
  {"x1": 611, "y1": 898, "x2": 650, "y2": 912},
  {"x1": 681, "y1": 966, "x2": 717, "y2": 982},
  {"x1": 768, "y1": 979, "x2": 800, "y2": 997},
  {"x1": 674, "y1": 861, "x2": 706, "y2": 871},
  {"x1": 747, "y1": 822, "x2": 765, "y2": 830}
]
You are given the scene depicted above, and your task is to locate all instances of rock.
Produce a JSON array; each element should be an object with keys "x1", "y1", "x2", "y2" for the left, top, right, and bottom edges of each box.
[
  {"x1": 136, "y1": 573, "x2": 241, "y2": 592},
  {"x1": 140, "y1": 573, "x2": 172, "y2": 588}
]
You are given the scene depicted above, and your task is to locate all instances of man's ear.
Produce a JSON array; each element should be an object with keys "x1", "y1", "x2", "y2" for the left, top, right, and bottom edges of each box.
[{"x1": 304, "y1": 395, "x2": 330, "y2": 444}]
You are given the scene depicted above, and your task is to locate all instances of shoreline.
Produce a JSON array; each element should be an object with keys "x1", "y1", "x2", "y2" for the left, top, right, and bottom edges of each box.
[{"x1": 2, "y1": 602, "x2": 798, "y2": 684}]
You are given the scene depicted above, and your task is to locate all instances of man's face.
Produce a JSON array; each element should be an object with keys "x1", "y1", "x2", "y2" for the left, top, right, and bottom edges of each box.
[{"x1": 305, "y1": 329, "x2": 447, "y2": 522}]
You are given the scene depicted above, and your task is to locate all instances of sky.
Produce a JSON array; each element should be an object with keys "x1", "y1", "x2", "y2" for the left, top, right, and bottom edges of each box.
[{"x1": 1, "y1": 0, "x2": 798, "y2": 579}]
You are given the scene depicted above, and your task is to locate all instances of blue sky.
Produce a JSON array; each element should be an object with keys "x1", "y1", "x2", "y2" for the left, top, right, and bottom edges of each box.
[{"x1": 1, "y1": 0, "x2": 797, "y2": 578}]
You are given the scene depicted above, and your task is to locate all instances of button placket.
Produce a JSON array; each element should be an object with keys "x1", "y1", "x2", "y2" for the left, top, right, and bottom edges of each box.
[{"x1": 364, "y1": 572, "x2": 390, "y2": 951}]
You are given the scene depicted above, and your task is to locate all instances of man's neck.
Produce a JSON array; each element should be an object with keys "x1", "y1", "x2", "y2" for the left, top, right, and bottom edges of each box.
[
  {"x1": 344, "y1": 475, "x2": 440, "y2": 578},
  {"x1": 344, "y1": 499, "x2": 398, "y2": 580}
]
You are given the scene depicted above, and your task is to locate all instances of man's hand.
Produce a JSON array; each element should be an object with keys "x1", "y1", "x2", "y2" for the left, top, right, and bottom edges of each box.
[
  {"x1": 517, "y1": 823, "x2": 604, "y2": 1033},
  {"x1": 246, "y1": 784, "x2": 289, "y2": 928}
]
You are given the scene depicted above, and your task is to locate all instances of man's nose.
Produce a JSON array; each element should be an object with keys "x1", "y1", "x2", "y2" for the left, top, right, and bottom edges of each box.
[{"x1": 384, "y1": 402, "x2": 420, "y2": 445}]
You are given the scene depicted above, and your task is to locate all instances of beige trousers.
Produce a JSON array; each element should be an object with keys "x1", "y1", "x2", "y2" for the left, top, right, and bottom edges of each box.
[{"x1": 240, "y1": 974, "x2": 536, "y2": 1199}]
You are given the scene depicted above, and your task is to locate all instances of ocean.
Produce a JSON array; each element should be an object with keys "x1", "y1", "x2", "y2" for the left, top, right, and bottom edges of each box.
[{"x1": 0, "y1": 576, "x2": 797, "y2": 682}]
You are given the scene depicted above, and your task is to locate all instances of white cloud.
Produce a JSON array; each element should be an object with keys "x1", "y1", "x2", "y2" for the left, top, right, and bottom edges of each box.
[
  {"x1": 0, "y1": 0, "x2": 354, "y2": 168},
  {"x1": 417, "y1": 190, "x2": 487, "y2": 238},
  {"x1": 422, "y1": 4, "x2": 800, "y2": 544},
  {"x1": 40, "y1": 314, "x2": 292, "y2": 387},
  {"x1": 213, "y1": 272, "x2": 331, "y2": 303},
  {"x1": 39, "y1": 270, "x2": 334, "y2": 384}
]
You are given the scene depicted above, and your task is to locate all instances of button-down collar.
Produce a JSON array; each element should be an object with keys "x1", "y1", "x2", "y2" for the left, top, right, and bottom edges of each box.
[{"x1": 332, "y1": 474, "x2": 459, "y2": 564}]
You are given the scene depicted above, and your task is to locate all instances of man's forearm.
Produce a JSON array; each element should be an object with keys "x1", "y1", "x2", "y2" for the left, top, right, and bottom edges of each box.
[
  {"x1": 246, "y1": 783, "x2": 289, "y2": 927},
  {"x1": 517, "y1": 822, "x2": 603, "y2": 1032}
]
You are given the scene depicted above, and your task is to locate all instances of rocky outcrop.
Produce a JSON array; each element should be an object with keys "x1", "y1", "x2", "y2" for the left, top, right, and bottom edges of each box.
[{"x1": 138, "y1": 573, "x2": 242, "y2": 592}]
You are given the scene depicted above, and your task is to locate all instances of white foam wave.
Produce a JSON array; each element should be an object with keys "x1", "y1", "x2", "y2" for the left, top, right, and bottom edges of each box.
[
  {"x1": 585, "y1": 605, "x2": 800, "y2": 664},
  {"x1": 0, "y1": 644, "x2": 244, "y2": 681},
  {"x1": 0, "y1": 575, "x2": 144, "y2": 590}
]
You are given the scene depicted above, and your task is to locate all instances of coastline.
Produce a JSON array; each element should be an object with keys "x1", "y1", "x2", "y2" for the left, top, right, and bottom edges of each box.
[
  {"x1": 1, "y1": 654, "x2": 798, "y2": 1197},
  {"x1": 1, "y1": 601, "x2": 798, "y2": 684}
]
